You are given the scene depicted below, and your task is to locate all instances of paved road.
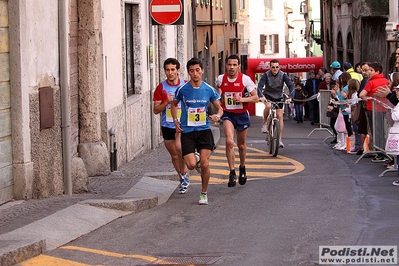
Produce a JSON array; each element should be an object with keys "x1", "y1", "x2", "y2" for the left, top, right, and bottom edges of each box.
[{"x1": 17, "y1": 113, "x2": 399, "y2": 265}]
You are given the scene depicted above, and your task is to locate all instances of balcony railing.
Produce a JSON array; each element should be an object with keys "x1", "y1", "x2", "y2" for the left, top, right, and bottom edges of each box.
[{"x1": 310, "y1": 20, "x2": 322, "y2": 45}]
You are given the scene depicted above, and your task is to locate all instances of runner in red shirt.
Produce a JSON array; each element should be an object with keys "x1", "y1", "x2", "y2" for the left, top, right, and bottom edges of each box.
[{"x1": 216, "y1": 54, "x2": 258, "y2": 187}]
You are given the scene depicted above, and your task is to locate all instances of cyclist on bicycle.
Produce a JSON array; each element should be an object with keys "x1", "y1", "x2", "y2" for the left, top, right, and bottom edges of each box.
[
  {"x1": 257, "y1": 59, "x2": 294, "y2": 148},
  {"x1": 216, "y1": 54, "x2": 258, "y2": 187}
]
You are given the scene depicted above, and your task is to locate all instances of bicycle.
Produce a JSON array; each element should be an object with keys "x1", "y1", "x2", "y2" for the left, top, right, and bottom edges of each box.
[{"x1": 264, "y1": 100, "x2": 287, "y2": 157}]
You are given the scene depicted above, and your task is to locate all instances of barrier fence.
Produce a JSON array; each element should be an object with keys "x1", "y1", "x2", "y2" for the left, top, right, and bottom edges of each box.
[
  {"x1": 371, "y1": 97, "x2": 392, "y2": 152},
  {"x1": 293, "y1": 92, "x2": 397, "y2": 177},
  {"x1": 371, "y1": 97, "x2": 397, "y2": 177},
  {"x1": 307, "y1": 90, "x2": 334, "y2": 138},
  {"x1": 347, "y1": 96, "x2": 399, "y2": 177}
]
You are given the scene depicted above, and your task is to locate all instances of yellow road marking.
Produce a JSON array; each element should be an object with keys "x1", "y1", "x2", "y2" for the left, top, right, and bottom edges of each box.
[
  {"x1": 19, "y1": 254, "x2": 92, "y2": 266},
  {"x1": 191, "y1": 144, "x2": 305, "y2": 183},
  {"x1": 60, "y1": 246, "x2": 158, "y2": 262},
  {"x1": 210, "y1": 162, "x2": 296, "y2": 169}
]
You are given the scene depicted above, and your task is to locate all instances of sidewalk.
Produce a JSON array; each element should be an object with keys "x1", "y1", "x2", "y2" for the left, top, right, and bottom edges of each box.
[{"x1": 0, "y1": 125, "x2": 220, "y2": 266}]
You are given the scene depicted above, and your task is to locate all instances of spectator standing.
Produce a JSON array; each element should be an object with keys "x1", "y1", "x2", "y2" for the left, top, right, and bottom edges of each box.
[
  {"x1": 376, "y1": 72, "x2": 399, "y2": 167},
  {"x1": 388, "y1": 47, "x2": 399, "y2": 73},
  {"x1": 347, "y1": 79, "x2": 361, "y2": 153},
  {"x1": 328, "y1": 80, "x2": 340, "y2": 144},
  {"x1": 332, "y1": 73, "x2": 351, "y2": 148},
  {"x1": 303, "y1": 69, "x2": 321, "y2": 125},
  {"x1": 330, "y1": 61, "x2": 343, "y2": 81},
  {"x1": 318, "y1": 67, "x2": 328, "y2": 80},
  {"x1": 354, "y1": 63, "x2": 362, "y2": 75},
  {"x1": 318, "y1": 73, "x2": 333, "y2": 90},
  {"x1": 343, "y1": 62, "x2": 363, "y2": 82},
  {"x1": 359, "y1": 62, "x2": 390, "y2": 162},
  {"x1": 334, "y1": 85, "x2": 353, "y2": 150},
  {"x1": 293, "y1": 82, "x2": 307, "y2": 123},
  {"x1": 383, "y1": 84, "x2": 399, "y2": 186},
  {"x1": 375, "y1": 72, "x2": 399, "y2": 106},
  {"x1": 355, "y1": 63, "x2": 371, "y2": 155}
]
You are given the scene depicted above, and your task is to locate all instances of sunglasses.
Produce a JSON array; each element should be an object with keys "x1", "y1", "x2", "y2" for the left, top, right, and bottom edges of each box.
[{"x1": 271, "y1": 66, "x2": 279, "y2": 69}]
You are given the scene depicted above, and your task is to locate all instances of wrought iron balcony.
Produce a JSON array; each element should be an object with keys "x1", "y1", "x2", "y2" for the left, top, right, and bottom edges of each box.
[{"x1": 310, "y1": 20, "x2": 322, "y2": 45}]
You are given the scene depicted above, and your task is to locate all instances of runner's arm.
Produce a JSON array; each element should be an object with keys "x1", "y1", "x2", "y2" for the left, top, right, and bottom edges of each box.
[
  {"x1": 153, "y1": 84, "x2": 170, "y2": 114},
  {"x1": 171, "y1": 99, "x2": 182, "y2": 132},
  {"x1": 209, "y1": 99, "x2": 224, "y2": 122}
]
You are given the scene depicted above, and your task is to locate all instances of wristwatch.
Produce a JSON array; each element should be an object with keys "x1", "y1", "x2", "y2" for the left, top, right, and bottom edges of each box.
[{"x1": 215, "y1": 114, "x2": 220, "y2": 121}]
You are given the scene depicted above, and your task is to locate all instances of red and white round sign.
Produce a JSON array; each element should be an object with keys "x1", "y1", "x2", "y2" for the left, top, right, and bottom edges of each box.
[{"x1": 150, "y1": 0, "x2": 183, "y2": 25}]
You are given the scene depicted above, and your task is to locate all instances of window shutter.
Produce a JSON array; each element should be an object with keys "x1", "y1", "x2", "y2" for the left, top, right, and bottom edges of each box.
[
  {"x1": 260, "y1": 34, "x2": 265, "y2": 54},
  {"x1": 273, "y1": 34, "x2": 279, "y2": 53}
]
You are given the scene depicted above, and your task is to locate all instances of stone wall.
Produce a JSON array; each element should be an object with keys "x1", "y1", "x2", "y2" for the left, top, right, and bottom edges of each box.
[
  {"x1": 30, "y1": 83, "x2": 63, "y2": 198},
  {"x1": 126, "y1": 92, "x2": 153, "y2": 162},
  {"x1": 0, "y1": 0, "x2": 12, "y2": 204},
  {"x1": 101, "y1": 104, "x2": 126, "y2": 168}
]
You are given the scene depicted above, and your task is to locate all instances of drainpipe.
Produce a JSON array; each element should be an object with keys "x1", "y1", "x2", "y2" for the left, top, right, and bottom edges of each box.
[
  {"x1": 150, "y1": 5, "x2": 155, "y2": 149},
  {"x1": 58, "y1": 0, "x2": 72, "y2": 195},
  {"x1": 192, "y1": 0, "x2": 197, "y2": 54}
]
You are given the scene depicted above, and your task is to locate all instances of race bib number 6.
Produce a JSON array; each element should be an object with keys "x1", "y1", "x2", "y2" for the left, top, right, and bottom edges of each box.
[
  {"x1": 225, "y1": 92, "x2": 243, "y2": 110},
  {"x1": 187, "y1": 107, "x2": 206, "y2": 126},
  {"x1": 166, "y1": 103, "x2": 181, "y2": 122}
]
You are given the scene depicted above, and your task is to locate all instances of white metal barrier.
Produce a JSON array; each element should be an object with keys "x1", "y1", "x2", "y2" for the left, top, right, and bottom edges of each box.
[
  {"x1": 307, "y1": 90, "x2": 334, "y2": 138},
  {"x1": 354, "y1": 97, "x2": 397, "y2": 177}
]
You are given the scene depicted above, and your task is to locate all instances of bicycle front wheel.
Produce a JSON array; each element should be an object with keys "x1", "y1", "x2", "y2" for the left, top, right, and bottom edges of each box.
[{"x1": 271, "y1": 119, "x2": 280, "y2": 157}]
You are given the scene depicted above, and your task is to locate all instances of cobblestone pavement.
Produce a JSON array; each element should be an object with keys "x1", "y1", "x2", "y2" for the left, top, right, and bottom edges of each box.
[{"x1": 0, "y1": 144, "x2": 177, "y2": 235}]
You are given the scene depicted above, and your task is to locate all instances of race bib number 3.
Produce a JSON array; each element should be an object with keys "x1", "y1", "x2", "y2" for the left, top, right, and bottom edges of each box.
[
  {"x1": 187, "y1": 107, "x2": 206, "y2": 126},
  {"x1": 225, "y1": 92, "x2": 243, "y2": 110}
]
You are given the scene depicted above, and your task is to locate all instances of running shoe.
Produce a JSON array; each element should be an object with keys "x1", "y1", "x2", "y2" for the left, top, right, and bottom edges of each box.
[
  {"x1": 238, "y1": 165, "x2": 247, "y2": 185},
  {"x1": 393, "y1": 180, "x2": 399, "y2": 186},
  {"x1": 180, "y1": 172, "x2": 190, "y2": 189},
  {"x1": 195, "y1": 152, "x2": 201, "y2": 174},
  {"x1": 279, "y1": 140, "x2": 284, "y2": 148},
  {"x1": 178, "y1": 186, "x2": 187, "y2": 194},
  {"x1": 332, "y1": 143, "x2": 340, "y2": 149},
  {"x1": 371, "y1": 155, "x2": 389, "y2": 163},
  {"x1": 333, "y1": 144, "x2": 346, "y2": 150},
  {"x1": 228, "y1": 170, "x2": 237, "y2": 187},
  {"x1": 199, "y1": 193, "x2": 208, "y2": 205}
]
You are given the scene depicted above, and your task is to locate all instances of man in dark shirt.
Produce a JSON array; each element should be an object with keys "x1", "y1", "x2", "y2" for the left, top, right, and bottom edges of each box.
[{"x1": 303, "y1": 70, "x2": 321, "y2": 125}]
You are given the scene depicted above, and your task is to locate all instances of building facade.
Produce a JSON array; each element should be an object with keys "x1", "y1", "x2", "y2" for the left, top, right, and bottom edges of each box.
[
  {"x1": 0, "y1": 0, "x2": 240, "y2": 204},
  {"x1": 320, "y1": 0, "x2": 390, "y2": 71},
  {"x1": 194, "y1": 0, "x2": 240, "y2": 88}
]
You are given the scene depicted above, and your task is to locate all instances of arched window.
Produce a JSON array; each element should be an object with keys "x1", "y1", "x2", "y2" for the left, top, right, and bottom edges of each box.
[{"x1": 346, "y1": 32, "x2": 354, "y2": 66}]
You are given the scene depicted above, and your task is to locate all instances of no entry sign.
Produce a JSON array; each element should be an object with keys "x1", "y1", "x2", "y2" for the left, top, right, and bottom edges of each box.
[{"x1": 150, "y1": 0, "x2": 184, "y2": 25}]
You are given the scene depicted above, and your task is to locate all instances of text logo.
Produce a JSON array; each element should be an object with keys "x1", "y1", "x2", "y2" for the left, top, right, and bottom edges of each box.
[{"x1": 319, "y1": 246, "x2": 397, "y2": 265}]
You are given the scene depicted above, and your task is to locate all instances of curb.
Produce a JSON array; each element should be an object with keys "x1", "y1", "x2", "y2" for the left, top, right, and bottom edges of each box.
[
  {"x1": 0, "y1": 239, "x2": 45, "y2": 266},
  {"x1": 0, "y1": 126, "x2": 221, "y2": 265},
  {"x1": 0, "y1": 177, "x2": 178, "y2": 266}
]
